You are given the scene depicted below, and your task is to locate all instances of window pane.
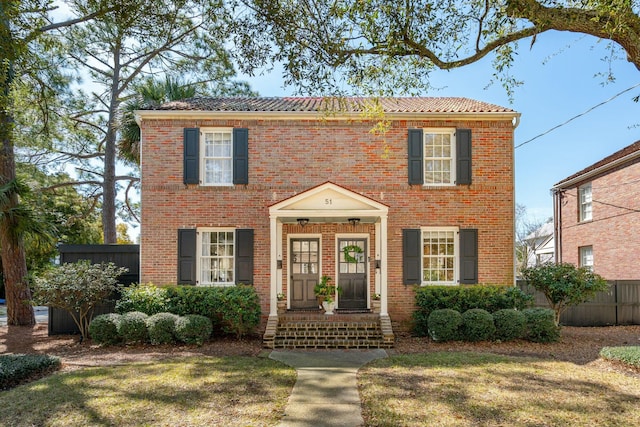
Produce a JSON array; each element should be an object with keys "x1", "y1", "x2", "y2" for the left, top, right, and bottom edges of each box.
[
  {"x1": 423, "y1": 229, "x2": 456, "y2": 284},
  {"x1": 200, "y1": 230, "x2": 234, "y2": 285}
]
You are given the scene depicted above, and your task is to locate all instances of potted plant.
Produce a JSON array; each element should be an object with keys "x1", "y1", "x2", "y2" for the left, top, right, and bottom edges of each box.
[
  {"x1": 371, "y1": 293, "x2": 381, "y2": 313},
  {"x1": 314, "y1": 275, "x2": 341, "y2": 315},
  {"x1": 277, "y1": 292, "x2": 287, "y2": 315}
]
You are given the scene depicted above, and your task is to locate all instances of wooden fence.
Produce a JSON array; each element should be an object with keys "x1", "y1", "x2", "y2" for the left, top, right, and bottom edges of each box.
[
  {"x1": 48, "y1": 244, "x2": 139, "y2": 335},
  {"x1": 517, "y1": 280, "x2": 640, "y2": 326}
]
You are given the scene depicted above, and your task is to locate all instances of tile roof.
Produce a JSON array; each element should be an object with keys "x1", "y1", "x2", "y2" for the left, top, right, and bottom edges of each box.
[
  {"x1": 554, "y1": 140, "x2": 640, "y2": 187},
  {"x1": 148, "y1": 96, "x2": 515, "y2": 114}
]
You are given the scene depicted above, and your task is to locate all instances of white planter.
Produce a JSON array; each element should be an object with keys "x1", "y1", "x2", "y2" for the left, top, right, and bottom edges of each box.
[{"x1": 322, "y1": 300, "x2": 335, "y2": 315}]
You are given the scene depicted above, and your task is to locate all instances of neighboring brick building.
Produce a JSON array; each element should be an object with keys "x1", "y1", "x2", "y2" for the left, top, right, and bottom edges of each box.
[
  {"x1": 136, "y1": 97, "x2": 519, "y2": 331},
  {"x1": 552, "y1": 140, "x2": 640, "y2": 280}
]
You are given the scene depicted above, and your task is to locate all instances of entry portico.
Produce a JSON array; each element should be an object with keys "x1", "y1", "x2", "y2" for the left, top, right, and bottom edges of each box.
[{"x1": 268, "y1": 182, "x2": 389, "y2": 317}]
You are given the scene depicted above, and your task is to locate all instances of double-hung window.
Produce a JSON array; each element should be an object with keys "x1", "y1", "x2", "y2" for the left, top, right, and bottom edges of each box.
[
  {"x1": 198, "y1": 228, "x2": 235, "y2": 286},
  {"x1": 579, "y1": 183, "x2": 592, "y2": 222},
  {"x1": 424, "y1": 129, "x2": 456, "y2": 185},
  {"x1": 422, "y1": 227, "x2": 458, "y2": 284},
  {"x1": 202, "y1": 129, "x2": 233, "y2": 185},
  {"x1": 579, "y1": 246, "x2": 593, "y2": 270}
]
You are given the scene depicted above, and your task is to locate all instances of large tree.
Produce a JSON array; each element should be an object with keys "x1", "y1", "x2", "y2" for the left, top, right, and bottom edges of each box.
[
  {"x1": 231, "y1": 0, "x2": 640, "y2": 95},
  {"x1": 0, "y1": 1, "x2": 114, "y2": 325}
]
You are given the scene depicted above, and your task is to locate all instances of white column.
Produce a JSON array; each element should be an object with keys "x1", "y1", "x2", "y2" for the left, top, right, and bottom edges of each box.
[
  {"x1": 374, "y1": 221, "x2": 381, "y2": 298},
  {"x1": 380, "y1": 214, "x2": 389, "y2": 316},
  {"x1": 269, "y1": 216, "x2": 278, "y2": 316}
]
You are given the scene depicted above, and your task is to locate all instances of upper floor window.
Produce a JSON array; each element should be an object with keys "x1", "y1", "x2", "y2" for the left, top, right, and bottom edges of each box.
[
  {"x1": 424, "y1": 129, "x2": 456, "y2": 185},
  {"x1": 579, "y1": 183, "x2": 592, "y2": 222},
  {"x1": 198, "y1": 228, "x2": 235, "y2": 286},
  {"x1": 422, "y1": 227, "x2": 458, "y2": 284},
  {"x1": 202, "y1": 129, "x2": 233, "y2": 185},
  {"x1": 579, "y1": 245, "x2": 593, "y2": 271}
]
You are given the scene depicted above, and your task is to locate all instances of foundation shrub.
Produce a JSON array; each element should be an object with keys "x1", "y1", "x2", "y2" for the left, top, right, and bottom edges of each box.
[
  {"x1": 523, "y1": 308, "x2": 560, "y2": 343},
  {"x1": 427, "y1": 309, "x2": 463, "y2": 342},
  {"x1": 115, "y1": 283, "x2": 169, "y2": 315},
  {"x1": 175, "y1": 314, "x2": 213, "y2": 345},
  {"x1": 89, "y1": 313, "x2": 122, "y2": 345},
  {"x1": 118, "y1": 311, "x2": 149, "y2": 344},
  {"x1": 461, "y1": 309, "x2": 495, "y2": 342},
  {"x1": 492, "y1": 309, "x2": 527, "y2": 341},
  {"x1": 146, "y1": 312, "x2": 179, "y2": 345},
  {"x1": 413, "y1": 285, "x2": 533, "y2": 336}
]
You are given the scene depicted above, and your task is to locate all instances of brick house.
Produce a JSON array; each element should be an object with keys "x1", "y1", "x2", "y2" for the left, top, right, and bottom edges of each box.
[
  {"x1": 552, "y1": 140, "x2": 640, "y2": 280},
  {"x1": 136, "y1": 97, "x2": 519, "y2": 338}
]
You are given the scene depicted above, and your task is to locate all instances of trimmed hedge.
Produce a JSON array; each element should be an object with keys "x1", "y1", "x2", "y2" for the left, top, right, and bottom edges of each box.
[
  {"x1": 461, "y1": 309, "x2": 495, "y2": 342},
  {"x1": 427, "y1": 309, "x2": 463, "y2": 342},
  {"x1": 493, "y1": 309, "x2": 526, "y2": 341},
  {"x1": 146, "y1": 312, "x2": 179, "y2": 345},
  {"x1": 413, "y1": 285, "x2": 533, "y2": 336},
  {"x1": 116, "y1": 284, "x2": 261, "y2": 338},
  {"x1": 175, "y1": 314, "x2": 213, "y2": 346},
  {"x1": 118, "y1": 311, "x2": 149, "y2": 344},
  {"x1": 523, "y1": 308, "x2": 560, "y2": 343},
  {"x1": 89, "y1": 313, "x2": 122, "y2": 345},
  {"x1": 0, "y1": 354, "x2": 61, "y2": 390},
  {"x1": 600, "y1": 346, "x2": 640, "y2": 368}
]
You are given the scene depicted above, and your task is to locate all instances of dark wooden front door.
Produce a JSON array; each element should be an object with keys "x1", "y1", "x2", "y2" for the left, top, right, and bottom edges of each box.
[
  {"x1": 338, "y1": 239, "x2": 367, "y2": 309},
  {"x1": 290, "y1": 238, "x2": 320, "y2": 309}
]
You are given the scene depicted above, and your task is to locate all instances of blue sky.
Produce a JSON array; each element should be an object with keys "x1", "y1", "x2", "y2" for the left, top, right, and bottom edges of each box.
[{"x1": 239, "y1": 31, "x2": 640, "y2": 223}]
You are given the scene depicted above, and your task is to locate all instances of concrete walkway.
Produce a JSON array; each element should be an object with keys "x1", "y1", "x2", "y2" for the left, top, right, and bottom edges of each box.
[{"x1": 270, "y1": 349, "x2": 388, "y2": 427}]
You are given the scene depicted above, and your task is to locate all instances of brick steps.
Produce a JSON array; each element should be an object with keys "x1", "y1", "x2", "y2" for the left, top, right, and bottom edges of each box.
[{"x1": 263, "y1": 312, "x2": 394, "y2": 349}]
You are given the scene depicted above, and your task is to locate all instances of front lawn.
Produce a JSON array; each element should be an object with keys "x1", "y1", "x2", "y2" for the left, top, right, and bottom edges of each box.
[
  {"x1": 360, "y1": 351, "x2": 640, "y2": 426},
  {"x1": 0, "y1": 356, "x2": 296, "y2": 427}
]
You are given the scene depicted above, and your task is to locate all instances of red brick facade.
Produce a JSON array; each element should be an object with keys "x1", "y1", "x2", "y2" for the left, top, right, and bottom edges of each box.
[
  {"x1": 139, "y1": 99, "x2": 517, "y2": 329},
  {"x1": 555, "y1": 147, "x2": 640, "y2": 280}
]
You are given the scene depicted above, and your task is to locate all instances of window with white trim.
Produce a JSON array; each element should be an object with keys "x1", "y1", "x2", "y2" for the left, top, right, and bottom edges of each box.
[
  {"x1": 424, "y1": 129, "x2": 456, "y2": 185},
  {"x1": 198, "y1": 228, "x2": 235, "y2": 286},
  {"x1": 579, "y1": 183, "x2": 592, "y2": 222},
  {"x1": 422, "y1": 227, "x2": 458, "y2": 284},
  {"x1": 201, "y1": 128, "x2": 233, "y2": 185},
  {"x1": 579, "y1": 246, "x2": 593, "y2": 270}
]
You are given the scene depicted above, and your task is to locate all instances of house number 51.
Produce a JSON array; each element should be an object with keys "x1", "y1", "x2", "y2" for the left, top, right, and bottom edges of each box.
[{"x1": 325, "y1": 198, "x2": 332, "y2": 205}]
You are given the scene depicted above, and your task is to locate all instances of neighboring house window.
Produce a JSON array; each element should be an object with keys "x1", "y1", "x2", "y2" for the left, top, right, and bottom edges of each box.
[
  {"x1": 202, "y1": 129, "x2": 233, "y2": 185},
  {"x1": 424, "y1": 129, "x2": 456, "y2": 185},
  {"x1": 198, "y1": 228, "x2": 235, "y2": 286},
  {"x1": 579, "y1": 183, "x2": 592, "y2": 221},
  {"x1": 422, "y1": 227, "x2": 458, "y2": 283},
  {"x1": 579, "y1": 246, "x2": 593, "y2": 270}
]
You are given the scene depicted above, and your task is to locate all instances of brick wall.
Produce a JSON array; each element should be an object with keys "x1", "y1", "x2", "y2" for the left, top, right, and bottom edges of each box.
[
  {"x1": 559, "y1": 157, "x2": 640, "y2": 280},
  {"x1": 140, "y1": 116, "x2": 515, "y2": 326}
]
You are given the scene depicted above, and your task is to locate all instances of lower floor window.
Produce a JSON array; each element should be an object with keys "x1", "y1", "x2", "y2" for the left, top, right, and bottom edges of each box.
[
  {"x1": 199, "y1": 229, "x2": 235, "y2": 285},
  {"x1": 579, "y1": 245, "x2": 593, "y2": 270},
  {"x1": 423, "y1": 227, "x2": 457, "y2": 284}
]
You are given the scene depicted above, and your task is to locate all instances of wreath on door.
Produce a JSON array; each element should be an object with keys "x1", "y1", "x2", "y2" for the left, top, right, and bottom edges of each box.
[{"x1": 342, "y1": 244, "x2": 363, "y2": 263}]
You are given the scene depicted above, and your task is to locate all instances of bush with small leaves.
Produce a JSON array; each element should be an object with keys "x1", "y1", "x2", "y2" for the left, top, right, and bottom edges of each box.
[
  {"x1": 492, "y1": 309, "x2": 526, "y2": 341},
  {"x1": 0, "y1": 354, "x2": 61, "y2": 390},
  {"x1": 427, "y1": 309, "x2": 462, "y2": 342},
  {"x1": 146, "y1": 312, "x2": 179, "y2": 345},
  {"x1": 175, "y1": 314, "x2": 213, "y2": 346},
  {"x1": 116, "y1": 283, "x2": 169, "y2": 315},
  {"x1": 89, "y1": 313, "x2": 122, "y2": 345},
  {"x1": 461, "y1": 309, "x2": 495, "y2": 342},
  {"x1": 523, "y1": 307, "x2": 560, "y2": 343},
  {"x1": 118, "y1": 311, "x2": 149, "y2": 344}
]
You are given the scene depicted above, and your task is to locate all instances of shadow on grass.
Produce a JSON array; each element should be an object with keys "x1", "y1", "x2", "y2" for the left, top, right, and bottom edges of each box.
[
  {"x1": 360, "y1": 352, "x2": 640, "y2": 426},
  {"x1": 0, "y1": 356, "x2": 296, "y2": 427}
]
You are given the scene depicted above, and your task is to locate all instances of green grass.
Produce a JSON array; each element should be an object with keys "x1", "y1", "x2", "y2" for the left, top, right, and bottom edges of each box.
[
  {"x1": 601, "y1": 346, "x2": 640, "y2": 368},
  {"x1": 0, "y1": 356, "x2": 296, "y2": 427},
  {"x1": 360, "y1": 352, "x2": 640, "y2": 426}
]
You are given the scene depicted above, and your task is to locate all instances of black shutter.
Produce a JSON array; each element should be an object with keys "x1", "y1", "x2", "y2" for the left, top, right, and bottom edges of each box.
[
  {"x1": 459, "y1": 228, "x2": 478, "y2": 284},
  {"x1": 456, "y1": 129, "x2": 472, "y2": 185},
  {"x1": 403, "y1": 229, "x2": 421, "y2": 285},
  {"x1": 235, "y1": 229, "x2": 254, "y2": 284},
  {"x1": 184, "y1": 128, "x2": 199, "y2": 184},
  {"x1": 178, "y1": 229, "x2": 197, "y2": 285},
  {"x1": 408, "y1": 129, "x2": 424, "y2": 185},
  {"x1": 233, "y1": 128, "x2": 249, "y2": 185}
]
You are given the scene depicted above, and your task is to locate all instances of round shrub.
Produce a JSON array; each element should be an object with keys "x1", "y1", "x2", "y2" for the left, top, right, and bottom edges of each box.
[
  {"x1": 118, "y1": 311, "x2": 149, "y2": 344},
  {"x1": 427, "y1": 309, "x2": 463, "y2": 342},
  {"x1": 115, "y1": 283, "x2": 168, "y2": 315},
  {"x1": 461, "y1": 309, "x2": 495, "y2": 342},
  {"x1": 89, "y1": 313, "x2": 122, "y2": 345},
  {"x1": 175, "y1": 314, "x2": 213, "y2": 346},
  {"x1": 146, "y1": 312, "x2": 179, "y2": 345},
  {"x1": 523, "y1": 308, "x2": 560, "y2": 343},
  {"x1": 492, "y1": 309, "x2": 526, "y2": 341}
]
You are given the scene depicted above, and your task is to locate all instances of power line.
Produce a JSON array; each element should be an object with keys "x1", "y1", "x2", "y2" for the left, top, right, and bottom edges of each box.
[{"x1": 515, "y1": 82, "x2": 640, "y2": 149}]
